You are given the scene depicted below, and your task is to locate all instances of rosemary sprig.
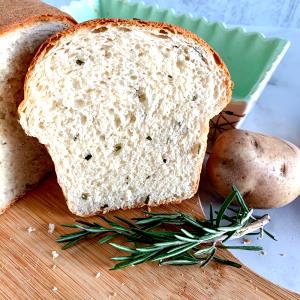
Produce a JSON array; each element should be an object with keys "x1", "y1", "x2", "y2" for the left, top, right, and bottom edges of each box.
[{"x1": 57, "y1": 187, "x2": 273, "y2": 270}]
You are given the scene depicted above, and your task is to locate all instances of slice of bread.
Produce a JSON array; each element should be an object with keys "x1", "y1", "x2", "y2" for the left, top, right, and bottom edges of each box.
[
  {"x1": 0, "y1": 0, "x2": 76, "y2": 214},
  {"x1": 19, "y1": 19, "x2": 232, "y2": 216}
]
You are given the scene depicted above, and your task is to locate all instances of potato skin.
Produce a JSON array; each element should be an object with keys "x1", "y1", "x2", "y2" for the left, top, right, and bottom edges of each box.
[{"x1": 206, "y1": 129, "x2": 300, "y2": 208}]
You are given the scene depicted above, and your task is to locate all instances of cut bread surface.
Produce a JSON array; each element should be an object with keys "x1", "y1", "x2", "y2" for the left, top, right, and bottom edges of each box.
[
  {"x1": 19, "y1": 19, "x2": 231, "y2": 216},
  {"x1": 0, "y1": 19, "x2": 75, "y2": 213}
]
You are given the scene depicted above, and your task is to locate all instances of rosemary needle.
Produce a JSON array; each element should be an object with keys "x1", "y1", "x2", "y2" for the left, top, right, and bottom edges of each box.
[{"x1": 57, "y1": 187, "x2": 274, "y2": 270}]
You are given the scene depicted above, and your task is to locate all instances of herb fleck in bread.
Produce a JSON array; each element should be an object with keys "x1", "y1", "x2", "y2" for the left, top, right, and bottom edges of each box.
[
  {"x1": 0, "y1": 0, "x2": 76, "y2": 214},
  {"x1": 19, "y1": 19, "x2": 232, "y2": 216}
]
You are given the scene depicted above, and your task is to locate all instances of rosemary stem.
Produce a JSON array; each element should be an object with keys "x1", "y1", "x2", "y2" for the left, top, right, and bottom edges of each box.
[{"x1": 203, "y1": 214, "x2": 270, "y2": 244}]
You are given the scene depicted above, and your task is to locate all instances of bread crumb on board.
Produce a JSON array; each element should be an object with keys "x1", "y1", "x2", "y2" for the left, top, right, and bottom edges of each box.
[
  {"x1": 48, "y1": 223, "x2": 55, "y2": 234},
  {"x1": 259, "y1": 250, "x2": 267, "y2": 256},
  {"x1": 243, "y1": 238, "x2": 252, "y2": 245},
  {"x1": 52, "y1": 264, "x2": 57, "y2": 270},
  {"x1": 109, "y1": 292, "x2": 118, "y2": 298},
  {"x1": 52, "y1": 251, "x2": 59, "y2": 259},
  {"x1": 52, "y1": 286, "x2": 58, "y2": 292},
  {"x1": 279, "y1": 253, "x2": 286, "y2": 257},
  {"x1": 95, "y1": 272, "x2": 101, "y2": 278},
  {"x1": 27, "y1": 226, "x2": 36, "y2": 233}
]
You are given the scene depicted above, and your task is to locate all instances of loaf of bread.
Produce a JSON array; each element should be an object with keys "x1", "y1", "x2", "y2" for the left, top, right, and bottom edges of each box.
[
  {"x1": 0, "y1": 0, "x2": 76, "y2": 213},
  {"x1": 19, "y1": 19, "x2": 232, "y2": 216}
]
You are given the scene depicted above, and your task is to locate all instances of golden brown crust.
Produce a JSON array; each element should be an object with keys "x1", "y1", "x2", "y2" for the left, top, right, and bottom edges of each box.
[
  {"x1": 0, "y1": 0, "x2": 75, "y2": 215},
  {"x1": 0, "y1": 170, "x2": 54, "y2": 215},
  {"x1": 68, "y1": 195, "x2": 185, "y2": 217},
  {"x1": 20, "y1": 18, "x2": 232, "y2": 217},
  {"x1": 21, "y1": 18, "x2": 232, "y2": 112},
  {"x1": 0, "y1": 0, "x2": 76, "y2": 35}
]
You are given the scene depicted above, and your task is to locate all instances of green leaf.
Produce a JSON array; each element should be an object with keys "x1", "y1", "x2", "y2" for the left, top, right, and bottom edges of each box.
[
  {"x1": 62, "y1": 236, "x2": 86, "y2": 249},
  {"x1": 56, "y1": 231, "x2": 90, "y2": 243},
  {"x1": 194, "y1": 246, "x2": 215, "y2": 257},
  {"x1": 209, "y1": 203, "x2": 214, "y2": 226},
  {"x1": 160, "y1": 259, "x2": 198, "y2": 266},
  {"x1": 99, "y1": 216, "x2": 117, "y2": 226},
  {"x1": 213, "y1": 256, "x2": 242, "y2": 268},
  {"x1": 200, "y1": 247, "x2": 216, "y2": 267},
  {"x1": 114, "y1": 216, "x2": 137, "y2": 228},
  {"x1": 181, "y1": 214, "x2": 218, "y2": 233},
  {"x1": 232, "y1": 185, "x2": 249, "y2": 213},
  {"x1": 153, "y1": 242, "x2": 199, "y2": 261},
  {"x1": 222, "y1": 230, "x2": 236, "y2": 243},
  {"x1": 180, "y1": 228, "x2": 195, "y2": 238},
  {"x1": 111, "y1": 256, "x2": 132, "y2": 261},
  {"x1": 74, "y1": 224, "x2": 110, "y2": 233},
  {"x1": 75, "y1": 220, "x2": 98, "y2": 227},
  {"x1": 216, "y1": 190, "x2": 237, "y2": 227},
  {"x1": 263, "y1": 229, "x2": 278, "y2": 241},
  {"x1": 240, "y1": 209, "x2": 253, "y2": 225},
  {"x1": 111, "y1": 251, "x2": 159, "y2": 270},
  {"x1": 98, "y1": 234, "x2": 119, "y2": 244},
  {"x1": 153, "y1": 240, "x2": 184, "y2": 248},
  {"x1": 218, "y1": 225, "x2": 242, "y2": 232},
  {"x1": 174, "y1": 235, "x2": 197, "y2": 243},
  {"x1": 109, "y1": 243, "x2": 139, "y2": 254},
  {"x1": 217, "y1": 245, "x2": 263, "y2": 251}
]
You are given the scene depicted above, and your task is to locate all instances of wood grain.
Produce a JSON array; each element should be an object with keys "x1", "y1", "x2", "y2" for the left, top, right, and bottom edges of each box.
[{"x1": 0, "y1": 174, "x2": 298, "y2": 299}]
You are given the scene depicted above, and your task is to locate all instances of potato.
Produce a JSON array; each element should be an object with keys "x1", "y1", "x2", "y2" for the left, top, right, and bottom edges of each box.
[{"x1": 206, "y1": 129, "x2": 300, "y2": 208}]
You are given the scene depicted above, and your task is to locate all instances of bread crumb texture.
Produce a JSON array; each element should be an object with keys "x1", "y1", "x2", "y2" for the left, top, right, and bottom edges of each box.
[
  {"x1": 0, "y1": 21, "x2": 71, "y2": 212},
  {"x1": 19, "y1": 21, "x2": 230, "y2": 216},
  {"x1": 51, "y1": 250, "x2": 59, "y2": 259},
  {"x1": 48, "y1": 223, "x2": 55, "y2": 234}
]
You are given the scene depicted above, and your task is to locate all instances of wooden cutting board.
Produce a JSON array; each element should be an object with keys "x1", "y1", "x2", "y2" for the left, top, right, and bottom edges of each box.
[{"x1": 0, "y1": 174, "x2": 298, "y2": 299}]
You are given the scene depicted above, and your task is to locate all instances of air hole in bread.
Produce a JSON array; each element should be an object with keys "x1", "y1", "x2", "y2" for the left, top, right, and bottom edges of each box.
[
  {"x1": 75, "y1": 99, "x2": 85, "y2": 108},
  {"x1": 144, "y1": 195, "x2": 150, "y2": 204},
  {"x1": 115, "y1": 116, "x2": 121, "y2": 127},
  {"x1": 213, "y1": 52, "x2": 221, "y2": 65},
  {"x1": 176, "y1": 60, "x2": 185, "y2": 70},
  {"x1": 81, "y1": 193, "x2": 89, "y2": 200},
  {"x1": 104, "y1": 52, "x2": 111, "y2": 59},
  {"x1": 137, "y1": 89, "x2": 146, "y2": 103},
  {"x1": 0, "y1": 112, "x2": 5, "y2": 120},
  {"x1": 159, "y1": 29, "x2": 168, "y2": 34},
  {"x1": 128, "y1": 113, "x2": 136, "y2": 123},
  {"x1": 92, "y1": 27, "x2": 108, "y2": 33},
  {"x1": 80, "y1": 114, "x2": 87, "y2": 125},
  {"x1": 130, "y1": 75, "x2": 137, "y2": 80},
  {"x1": 164, "y1": 27, "x2": 175, "y2": 34},
  {"x1": 119, "y1": 27, "x2": 131, "y2": 32},
  {"x1": 73, "y1": 133, "x2": 79, "y2": 141},
  {"x1": 157, "y1": 34, "x2": 169, "y2": 39}
]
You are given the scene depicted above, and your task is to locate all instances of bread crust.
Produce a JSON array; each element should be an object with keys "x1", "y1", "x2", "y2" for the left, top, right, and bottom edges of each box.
[
  {"x1": 19, "y1": 18, "x2": 232, "y2": 216},
  {"x1": 0, "y1": 0, "x2": 75, "y2": 215},
  {"x1": 0, "y1": 170, "x2": 54, "y2": 215},
  {"x1": 0, "y1": 0, "x2": 76, "y2": 35}
]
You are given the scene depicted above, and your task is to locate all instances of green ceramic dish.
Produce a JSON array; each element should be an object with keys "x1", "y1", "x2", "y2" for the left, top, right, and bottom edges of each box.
[{"x1": 61, "y1": 0, "x2": 290, "y2": 127}]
